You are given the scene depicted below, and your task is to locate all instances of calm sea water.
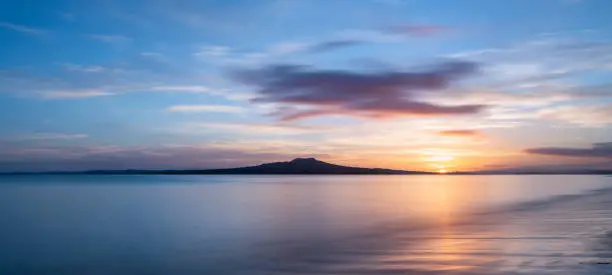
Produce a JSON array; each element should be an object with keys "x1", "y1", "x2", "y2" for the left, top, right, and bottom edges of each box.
[{"x1": 1, "y1": 175, "x2": 611, "y2": 274}]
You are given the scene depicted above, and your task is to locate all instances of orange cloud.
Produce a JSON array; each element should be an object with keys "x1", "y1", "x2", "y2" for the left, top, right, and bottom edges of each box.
[{"x1": 437, "y1": 129, "x2": 483, "y2": 137}]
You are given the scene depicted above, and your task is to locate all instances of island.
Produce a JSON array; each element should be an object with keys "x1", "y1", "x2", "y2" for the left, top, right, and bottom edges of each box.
[
  {"x1": 3, "y1": 158, "x2": 611, "y2": 175},
  {"x1": 84, "y1": 158, "x2": 433, "y2": 175}
]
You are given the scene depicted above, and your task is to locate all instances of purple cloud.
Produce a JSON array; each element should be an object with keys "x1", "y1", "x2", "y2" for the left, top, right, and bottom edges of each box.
[
  {"x1": 233, "y1": 61, "x2": 485, "y2": 121},
  {"x1": 526, "y1": 142, "x2": 612, "y2": 158}
]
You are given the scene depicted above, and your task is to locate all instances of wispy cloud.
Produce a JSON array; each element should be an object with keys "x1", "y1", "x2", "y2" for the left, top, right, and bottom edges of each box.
[
  {"x1": 194, "y1": 46, "x2": 231, "y2": 57},
  {"x1": 166, "y1": 104, "x2": 245, "y2": 113},
  {"x1": 266, "y1": 42, "x2": 309, "y2": 55},
  {"x1": 0, "y1": 144, "x2": 300, "y2": 172},
  {"x1": 266, "y1": 24, "x2": 450, "y2": 55},
  {"x1": 194, "y1": 45, "x2": 232, "y2": 57},
  {"x1": 196, "y1": 122, "x2": 322, "y2": 135},
  {"x1": 0, "y1": 63, "x2": 247, "y2": 101},
  {"x1": 268, "y1": 39, "x2": 362, "y2": 55},
  {"x1": 306, "y1": 39, "x2": 363, "y2": 53},
  {"x1": 197, "y1": 23, "x2": 451, "y2": 63},
  {"x1": 151, "y1": 85, "x2": 209, "y2": 93},
  {"x1": 140, "y1": 52, "x2": 164, "y2": 58},
  {"x1": 88, "y1": 34, "x2": 132, "y2": 43},
  {"x1": 537, "y1": 104, "x2": 612, "y2": 127},
  {"x1": 349, "y1": 81, "x2": 612, "y2": 128},
  {"x1": 41, "y1": 90, "x2": 115, "y2": 99},
  {"x1": 148, "y1": 86, "x2": 250, "y2": 101},
  {"x1": 382, "y1": 24, "x2": 450, "y2": 36},
  {"x1": 421, "y1": 87, "x2": 588, "y2": 114},
  {"x1": 21, "y1": 133, "x2": 88, "y2": 140},
  {"x1": 0, "y1": 21, "x2": 46, "y2": 35},
  {"x1": 448, "y1": 33, "x2": 612, "y2": 86},
  {"x1": 63, "y1": 63, "x2": 105, "y2": 73}
]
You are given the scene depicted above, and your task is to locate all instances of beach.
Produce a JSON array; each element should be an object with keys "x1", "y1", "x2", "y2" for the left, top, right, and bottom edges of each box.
[{"x1": 244, "y1": 186, "x2": 612, "y2": 274}]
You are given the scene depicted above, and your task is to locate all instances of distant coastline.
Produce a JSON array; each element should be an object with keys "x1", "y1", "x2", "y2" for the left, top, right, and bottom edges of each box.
[
  {"x1": 1, "y1": 158, "x2": 611, "y2": 175},
  {"x1": 2, "y1": 158, "x2": 431, "y2": 175}
]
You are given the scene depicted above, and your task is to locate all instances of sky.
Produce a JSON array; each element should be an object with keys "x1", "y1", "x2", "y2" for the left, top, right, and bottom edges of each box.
[{"x1": 1, "y1": 0, "x2": 612, "y2": 172}]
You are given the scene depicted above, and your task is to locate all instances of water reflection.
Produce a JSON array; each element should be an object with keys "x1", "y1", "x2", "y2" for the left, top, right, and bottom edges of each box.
[
  {"x1": 0, "y1": 175, "x2": 611, "y2": 274},
  {"x1": 248, "y1": 187, "x2": 612, "y2": 274}
]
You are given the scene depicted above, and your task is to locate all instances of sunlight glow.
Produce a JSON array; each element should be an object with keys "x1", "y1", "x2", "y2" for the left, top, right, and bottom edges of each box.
[
  {"x1": 426, "y1": 155, "x2": 454, "y2": 162},
  {"x1": 438, "y1": 169, "x2": 447, "y2": 174}
]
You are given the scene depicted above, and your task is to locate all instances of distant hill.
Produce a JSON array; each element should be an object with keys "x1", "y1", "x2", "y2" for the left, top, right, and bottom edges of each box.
[
  {"x1": 5, "y1": 158, "x2": 610, "y2": 175},
  {"x1": 85, "y1": 158, "x2": 433, "y2": 175}
]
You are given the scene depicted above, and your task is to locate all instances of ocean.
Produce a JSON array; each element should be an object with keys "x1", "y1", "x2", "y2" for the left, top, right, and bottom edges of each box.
[{"x1": 1, "y1": 175, "x2": 611, "y2": 274}]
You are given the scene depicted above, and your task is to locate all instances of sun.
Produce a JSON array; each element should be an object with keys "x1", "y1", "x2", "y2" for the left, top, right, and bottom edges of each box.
[{"x1": 438, "y1": 168, "x2": 447, "y2": 174}]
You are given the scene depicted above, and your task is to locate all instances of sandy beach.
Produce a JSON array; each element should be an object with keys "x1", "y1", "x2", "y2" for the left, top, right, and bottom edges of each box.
[{"x1": 243, "y1": 186, "x2": 612, "y2": 275}]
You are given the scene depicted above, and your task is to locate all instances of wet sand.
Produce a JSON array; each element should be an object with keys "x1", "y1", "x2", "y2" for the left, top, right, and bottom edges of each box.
[{"x1": 243, "y1": 187, "x2": 612, "y2": 275}]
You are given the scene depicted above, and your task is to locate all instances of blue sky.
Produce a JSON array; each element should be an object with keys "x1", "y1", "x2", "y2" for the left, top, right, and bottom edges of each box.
[{"x1": 1, "y1": 0, "x2": 612, "y2": 172}]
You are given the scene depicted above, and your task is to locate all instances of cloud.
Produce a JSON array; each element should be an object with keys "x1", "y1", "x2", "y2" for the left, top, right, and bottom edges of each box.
[
  {"x1": 537, "y1": 104, "x2": 612, "y2": 127},
  {"x1": 202, "y1": 39, "x2": 361, "y2": 65},
  {"x1": 383, "y1": 24, "x2": 450, "y2": 36},
  {"x1": 447, "y1": 33, "x2": 612, "y2": 87},
  {"x1": 149, "y1": 86, "x2": 248, "y2": 100},
  {"x1": 151, "y1": 85, "x2": 210, "y2": 93},
  {"x1": 21, "y1": 133, "x2": 88, "y2": 140},
  {"x1": 0, "y1": 63, "x2": 246, "y2": 101},
  {"x1": 0, "y1": 46, "x2": 240, "y2": 103},
  {"x1": 194, "y1": 45, "x2": 232, "y2": 57},
  {"x1": 438, "y1": 129, "x2": 482, "y2": 137},
  {"x1": 233, "y1": 61, "x2": 485, "y2": 121},
  {"x1": 63, "y1": 63, "x2": 105, "y2": 73},
  {"x1": 166, "y1": 105, "x2": 244, "y2": 113},
  {"x1": 418, "y1": 81, "x2": 612, "y2": 126},
  {"x1": 41, "y1": 90, "x2": 115, "y2": 99},
  {"x1": 88, "y1": 34, "x2": 132, "y2": 43},
  {"x1": 185, "y1": 122, "x2": 323, "y2": 135},
  {"x1": 268, "y1": 39, "x2": 363, "y2": 56},
  {"x1": 0, "y1": 144, "x2": 302, "y2": 172},
  {"x1": 140, "y1": 52, "x2": 164, "y2": 58},
  {"x1": 266, "y1": 39, "x2": 362, "y2": 55},
  {"x1": 0, "y1": 133, "x2": 88, "y2": 143},
  {"x1": 306, "y1": 39, "x2": 363, "y2": 53},
  {"x1": 301, "y1": 25, "x2": 449, "y2": 53},
  {"x1": 430, "y1": 88, "x2": 577, "y2": 108},
  {"x1": 266, "y1": 42, "x2": 309, "y2": 55},
  {"x1": 209, "y1": 23, "x2": 450, "y2": 62},
  {"x1": 0, "y1": 21, "x2": 45, "y2": 35},
  {"x1": 526, "y1": 142, "x2": 612, "y2": 158}
]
